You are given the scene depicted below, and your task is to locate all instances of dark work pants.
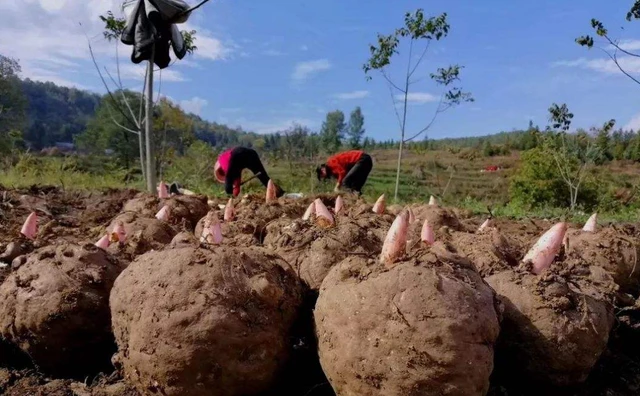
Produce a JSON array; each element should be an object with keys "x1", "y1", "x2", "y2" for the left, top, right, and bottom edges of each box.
[
  {"x1": 225, "y1": 147, "x2": 283, "y2": 196},
  {"x1": 342, "y1": 153, "x2": 373, "y2": 193}
]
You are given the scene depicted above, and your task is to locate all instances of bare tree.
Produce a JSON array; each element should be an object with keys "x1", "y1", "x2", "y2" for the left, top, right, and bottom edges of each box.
[
  {"x1": 82, "y1": 4, "x2": 200, "y2": 192},
  {"x1": 363, "y1": 9, "x2": 473, "y2": 202}
]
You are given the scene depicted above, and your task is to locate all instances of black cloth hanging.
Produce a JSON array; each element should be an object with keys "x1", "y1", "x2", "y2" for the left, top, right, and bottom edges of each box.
[{"x1": 120, "y1": 0, "x2": 191, "y2": 69}]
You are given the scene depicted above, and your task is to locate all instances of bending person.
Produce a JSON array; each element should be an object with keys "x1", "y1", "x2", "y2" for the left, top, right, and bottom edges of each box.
[
  {"x1": 214, "y1": 146, "x2": 284, "y2": 197},
  {"x1": 316, "y1": 150, "x2": 373, "y2": 194}
]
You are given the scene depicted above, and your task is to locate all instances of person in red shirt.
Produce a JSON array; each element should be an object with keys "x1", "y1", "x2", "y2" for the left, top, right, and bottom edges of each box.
[
  {"x1": 316, "y1": 150, "x2": 373, "y2": 194},
  {"x1": 213, "y1": 146, "x2": 284, "y2": 197}
]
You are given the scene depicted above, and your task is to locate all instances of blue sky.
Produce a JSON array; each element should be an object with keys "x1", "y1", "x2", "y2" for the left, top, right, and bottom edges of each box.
[{"x1": 1, "y1": 0, "x2": 639, "y2": 141}]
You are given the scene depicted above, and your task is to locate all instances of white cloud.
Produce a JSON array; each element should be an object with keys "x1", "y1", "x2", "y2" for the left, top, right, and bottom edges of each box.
[
  {"x1": 609, "y1": 39, "x2": 640, "y2": 52},
  {"x1": 180, "y1": 96, "x2": 208, "y2": 115},
  {"x1": 395, "y1": 92, "x2": 439, "y2": 104},
  {"x1": 334, "y1": 90, "x2": 369, "y2": 100},
  {"x1": 0, "y1": 0, "x2": 230, "y2": 88},
  {"x1": 115, "y1": 64, "x2": 187, "y2": 82},
  {"x1": 624, "y1": 113, "x2": 640, "y2": 131},
  {"x1": 292, "y1": 59, "x2": 331, "y2": 82},
  {"x1": 225, "y1": 117, "x2": 318, "y2": 134},
  {"x1": 263, "y1": 49, "x2": 286, "y2": 57},
  {"x1": 553, "y1": 56, "x2": 640, "y2": 74}
]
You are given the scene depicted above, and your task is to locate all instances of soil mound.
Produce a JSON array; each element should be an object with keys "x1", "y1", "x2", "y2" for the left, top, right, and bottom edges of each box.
[
  {"x1": 0, "y1": 243, "x2": 126, "y2": 378},
  {"x1": 315, "y1": 243, "x2": 501, "y2": 395},
  {"x1": 110, "y1": 245, "x2": 303, "y2": 396},
  {"x1": 565, "y1": 227, "x2": 640, "y2": 294},
  {"x1": 449, "y1": 227, "x2": 523, "y2": 276},
  {"x1": 486, "y1": 263, "x2": 616, "y2": 387},
  {"x1": 106, "y1": 212, "x2": 176, "y2": 257},
  {"x1": 263, "y1": 217, "x2": 382, "y2": 290}
]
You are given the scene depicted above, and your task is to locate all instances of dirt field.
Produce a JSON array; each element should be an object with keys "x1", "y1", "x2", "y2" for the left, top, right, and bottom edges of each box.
[{"x1": 0, "y1": 185, "x2": 639, "y2": 395}]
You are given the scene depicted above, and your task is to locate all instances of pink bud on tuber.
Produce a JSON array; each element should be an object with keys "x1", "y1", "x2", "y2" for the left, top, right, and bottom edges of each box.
[
  {"x1": 334, "y1": 196, "x2": 344, "y2": 215},
  {"x1": 372, "y1": 194, "x2": 385, "y2": 214},
  {"x1": 478, "y1": 218, "x2": 492, "y2": 233},
  {"x1": 224, "y1": 198, "x2": 236, "y2": 222},
  {"x1": 201, "y1": 213, "x2": 223, "y2": 245},
  {"x1": 421, "y1": 219, "x2": 435, "y2": 245},
  {"x1": 155, "y1": 205, "x2": 171, "y2": 222},
  {"x1": 95, "y1": 234, "x2": 110, "y2": 250},
  {"x1": 111, "y1": 221, "x2": 127, "y2": 244},
  {"x1": 582, "y1": 213, "x2": 597, "y2": 233},
  {"x1": 314, "y1": 199, "x2": 335, "y2": 228},
  {"x1": 20, "y1": 212, "x2": 37, "y2": 240},
  {"x1": 407, "y1": 208, "x2": 415, "y2": 224},
  {"x1": 266, "y1": 180, "x2": 277, "y2": 203},
  {"x1": 157, "y1": 181, "x2": 169, "y2": 198},
  {"x1": 523, "y1": 222, "x2": 568, "y2": 275},
  {"x1": 428, "y1": 195, "x2": 438, "y2": 206},
  {"x1": 302, "y1": 202, "x2": 315, "y2": 221},
  {"x1": 380, "y1": 210, "x2": 410, "y2": 268}
]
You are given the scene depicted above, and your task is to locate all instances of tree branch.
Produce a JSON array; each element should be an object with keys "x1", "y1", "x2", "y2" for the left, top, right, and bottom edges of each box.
[
  {"x1": 104, "y1": 66, "x2": 141, "y2": 129},
  {"x1": 385, "y1": 79, "x2": 404, "y2": 131},
  {"x1": 603, "y1": 35, "x2": 640, "y2": 58},
  {"x1": 409, "y1": 41, "x2": 431, "y2": 78},
  {"x1": 106, "y1": 103, "x2": 140, "y2": 135},
  {"x1": 381, "y1": 69, "x2": 406, "y2": 93},
  {"x1": 599, "y1": 46, "x2": 640, "y2": 85},
  {"x1": 80, "y1": 22, "x2": 139, "y2": 128},
  {"x1": 403, "y1": 96, "x2": 451, "y2": 142}
]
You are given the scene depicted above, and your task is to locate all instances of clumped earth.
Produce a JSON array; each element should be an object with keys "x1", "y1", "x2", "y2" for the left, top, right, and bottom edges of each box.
[
  {"x1": 0, "y1": 185, "x2": 640, "y2": 395},
  {"x1": 315, "y1": 242, "x2": 501, "y2": 396},
  {"x1": 110, "y1": 245, "x2": 303, "y2": 396}
]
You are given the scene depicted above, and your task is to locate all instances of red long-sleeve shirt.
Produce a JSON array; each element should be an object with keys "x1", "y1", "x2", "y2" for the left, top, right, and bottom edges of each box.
[{"x1": 325, "y1": 150, "x2": 364, "y2": 185}]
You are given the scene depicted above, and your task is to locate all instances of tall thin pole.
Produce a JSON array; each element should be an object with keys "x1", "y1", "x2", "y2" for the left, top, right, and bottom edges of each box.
[{"x1": 145, "y1": 49, "x2": 156, "y2": 193}]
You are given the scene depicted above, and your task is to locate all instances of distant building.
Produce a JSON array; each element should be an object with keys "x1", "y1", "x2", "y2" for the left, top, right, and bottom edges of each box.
[{"x1": 54, "y1": 142, "x2": 75, "y2": 152}]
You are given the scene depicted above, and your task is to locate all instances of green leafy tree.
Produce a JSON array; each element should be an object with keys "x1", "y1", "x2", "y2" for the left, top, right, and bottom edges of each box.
[
  {"x1": 544, "y1": 103, "x2": 595, "y2": 210},
  {"x1": 0, "y1": 55, "x2": 27, "y2": 154},
  {"x1": 363, "y1": 9, "x2": 473, "y2": 201},
  {"x1": 321, "y1": 110, "x2": 346, "y2": 154},
  {"x1": 347, "y1": 106, "x2": 365, "y2": 149}
]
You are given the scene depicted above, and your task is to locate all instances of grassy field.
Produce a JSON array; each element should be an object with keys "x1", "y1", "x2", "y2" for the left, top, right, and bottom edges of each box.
[{"x1": 2, "y1": 148, "x2": 640, "y2": 223}]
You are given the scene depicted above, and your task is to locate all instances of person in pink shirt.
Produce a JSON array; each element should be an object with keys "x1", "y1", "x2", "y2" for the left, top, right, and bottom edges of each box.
[{"x1": 213, "y1": 146, "x2": 283, "y2": 197}]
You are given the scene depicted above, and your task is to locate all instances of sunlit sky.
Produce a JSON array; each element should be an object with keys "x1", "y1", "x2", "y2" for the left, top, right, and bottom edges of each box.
[{"x1": 1, "y1": 0, "x2": 639, "y2": 141}]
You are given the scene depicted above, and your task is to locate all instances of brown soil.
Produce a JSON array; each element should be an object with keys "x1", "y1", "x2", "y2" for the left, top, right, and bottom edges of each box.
[
  {"x1": 315, "y1": 242, "x2": 501, "y2": 396},
  {"x1": 485, "y1": 261, "x2": 617, "y2": 387},
  {"x1": 109, "y1": 245, "x2": 303, "y2": 396},
  {"x1": 448, "y1": 227, "x2": 524, "y2": 276},
  {"x1": 564, "y1": 227, "x2": 640, "y2": 294},
  {"x1": 106, "y1": 212, "x2": 177, "y2": 258},
  {"x1": 0, "y1": 243, "x2": 126, "y2": 378},
  {"x1": 1, "y1": 187, "x2": 640, "y2": 395},
  {"x1": 263, "y1": 216, "x2": 383, "y2": 291}
]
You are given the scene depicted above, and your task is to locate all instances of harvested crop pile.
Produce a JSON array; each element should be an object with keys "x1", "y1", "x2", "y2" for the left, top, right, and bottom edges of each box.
[
  {"x1": 0, "y1": 243, "x2": 126, "y2": 378},
  {"x1": 163, "y1": 195, "x2": 209, "y2": 229},
  {"x1": 410, "y1": 204, "x2": 463, "y2": 231},
  {"x1": 448, "y1": 227, "x2": 523, "y2": 276},
  {"x1": 263, "y1": 217, "x2": 382, "y2": 290},
  {"x1": 0, "y1": 369, "x2": 139, "y2": 396},
  {"x1": 564, "y1": 227, "x2": 640, "y2": 294},
  {"x1": 106, "y1": 212, "x2": 176, "y2": 257},
  {"x1": 110, "y1": 245, "x2": 303, "y2": 396},
  {"x1": 194, "y1": 212, "x2": 261, "y2": 246},
  {"x1": 315, "y1": 242, "x2": 501, "y2": 396},
  {"x1": 486, "y1": 263, "x2": 616, "y2": 387},
  {"x1": 170, "y1": 231, "x2": 198, "y2": 247}
]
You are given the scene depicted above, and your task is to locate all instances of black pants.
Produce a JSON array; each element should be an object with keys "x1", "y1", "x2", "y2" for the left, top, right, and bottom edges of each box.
[
  {"x1": 342, "y1": 153, "x2": 372, "y2": 193},
  {"x1": 225, "y1": 147, "x2": 284, "y2": 196}
]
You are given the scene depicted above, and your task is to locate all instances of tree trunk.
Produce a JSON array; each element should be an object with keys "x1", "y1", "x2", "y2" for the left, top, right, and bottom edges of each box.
[{"x1": 145, "y1": 53, "x2": 156, "y2": 193}]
